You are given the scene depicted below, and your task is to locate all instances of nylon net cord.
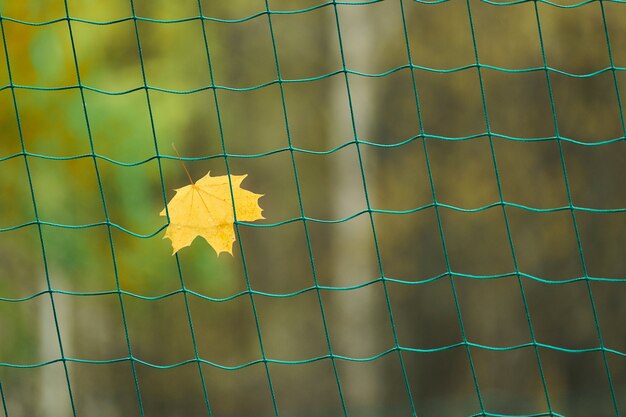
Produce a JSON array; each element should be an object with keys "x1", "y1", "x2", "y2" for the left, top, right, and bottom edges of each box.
[{"x1": 0, "y1": 1, "x2": 625, "y2": 417}]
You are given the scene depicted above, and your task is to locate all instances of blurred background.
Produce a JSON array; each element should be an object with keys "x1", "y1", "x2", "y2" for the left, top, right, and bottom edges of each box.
[{"x1": 0, "y1": 0, "x2": 625, "y2": 416}]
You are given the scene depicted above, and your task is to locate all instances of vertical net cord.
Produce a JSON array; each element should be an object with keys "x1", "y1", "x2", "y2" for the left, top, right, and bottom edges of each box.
[
  {"x1": 126, "y1": 1, "x2": 213, "y2": 415},
  {"x1": 598, "y1": 0, "x2": 626, "y2": 136},
  {"x1": 464, "y1": 1, "x2": 554, "y2": 414},
  {"x1": 195, "y1": 7, "x2": 280, "y2": 416},
  {"x1": 0, "y1": 15, "x2": 78, "y2": 417},
  {"x1": 532, "y1": 4, "x2": 620, "y2": 415},
  {"x1": 261, "y1": 2, "x2": 349, "y2": 415},
  {"x1": 330, "y1": 2, "x2": 417, "y2": 415},
  {"x1": 396, "y1": 1, "x2": 487, "y2": 414},
  {"x1": 0, "y1": 381, "x2": 8, "y2": 417},
  {"x1": 61, "y1": 2, "x2": 145, "y2": 414},
  {"x1": 597, "y1": 3, "x2": 626, "y2": 411}
]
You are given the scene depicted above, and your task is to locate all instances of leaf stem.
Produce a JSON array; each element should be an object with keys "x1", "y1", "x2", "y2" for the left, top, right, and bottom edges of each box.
[{"x1": 172, "y1": 143, "x2": 195, "y2": 185}]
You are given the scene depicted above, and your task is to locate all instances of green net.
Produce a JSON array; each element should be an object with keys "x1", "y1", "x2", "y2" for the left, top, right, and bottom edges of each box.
[{"x1": 1, "y1": 1, "x2": 625, "y2": 416}]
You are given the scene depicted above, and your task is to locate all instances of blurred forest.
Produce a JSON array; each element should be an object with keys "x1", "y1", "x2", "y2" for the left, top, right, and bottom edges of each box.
[{"x1": 0, "y1": 0, "x2": 625, "y2": 416}]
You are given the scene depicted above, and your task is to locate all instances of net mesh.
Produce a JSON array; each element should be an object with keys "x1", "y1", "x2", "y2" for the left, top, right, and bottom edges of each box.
[{"x1": 0, "y1": 1, "x2": 625, "y2": 416}]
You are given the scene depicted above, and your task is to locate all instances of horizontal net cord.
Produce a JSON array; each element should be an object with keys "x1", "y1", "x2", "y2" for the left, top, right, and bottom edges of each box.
[
  {"x1": 2, "y1": 342, "x2": 625, "y2": 370},
  {"x1": 470, "y1": 412, "x2": 565, "y2": 417},
  {"x1": 1, "y1": 0, "x2": 626, "y2": 27},
  {"x1": 2, "y1": 200, "x2": 625, "y2": 236},
  {"x1": 2, "y1": 270, "x2": 626, "y2": 304},
  {"x1": 1, "y1": 64, "x2": 625, "y2": 95},
  {"x1": 1, "y1": 133, "x2": 624, "y2": 167}
]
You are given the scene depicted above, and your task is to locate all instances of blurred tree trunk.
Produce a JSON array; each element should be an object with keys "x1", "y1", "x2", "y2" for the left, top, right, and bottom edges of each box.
[
  {"x1": 38, "y1": 292, "x2": 71, "y2": 417},
  {"x1": 330, "y1": 6, "x2": 382, "y2": 409}
]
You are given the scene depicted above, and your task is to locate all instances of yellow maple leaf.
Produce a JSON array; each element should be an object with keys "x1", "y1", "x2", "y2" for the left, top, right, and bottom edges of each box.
[{"x1": 160, "y1": 171, "x2": 264, "y2": 255}]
